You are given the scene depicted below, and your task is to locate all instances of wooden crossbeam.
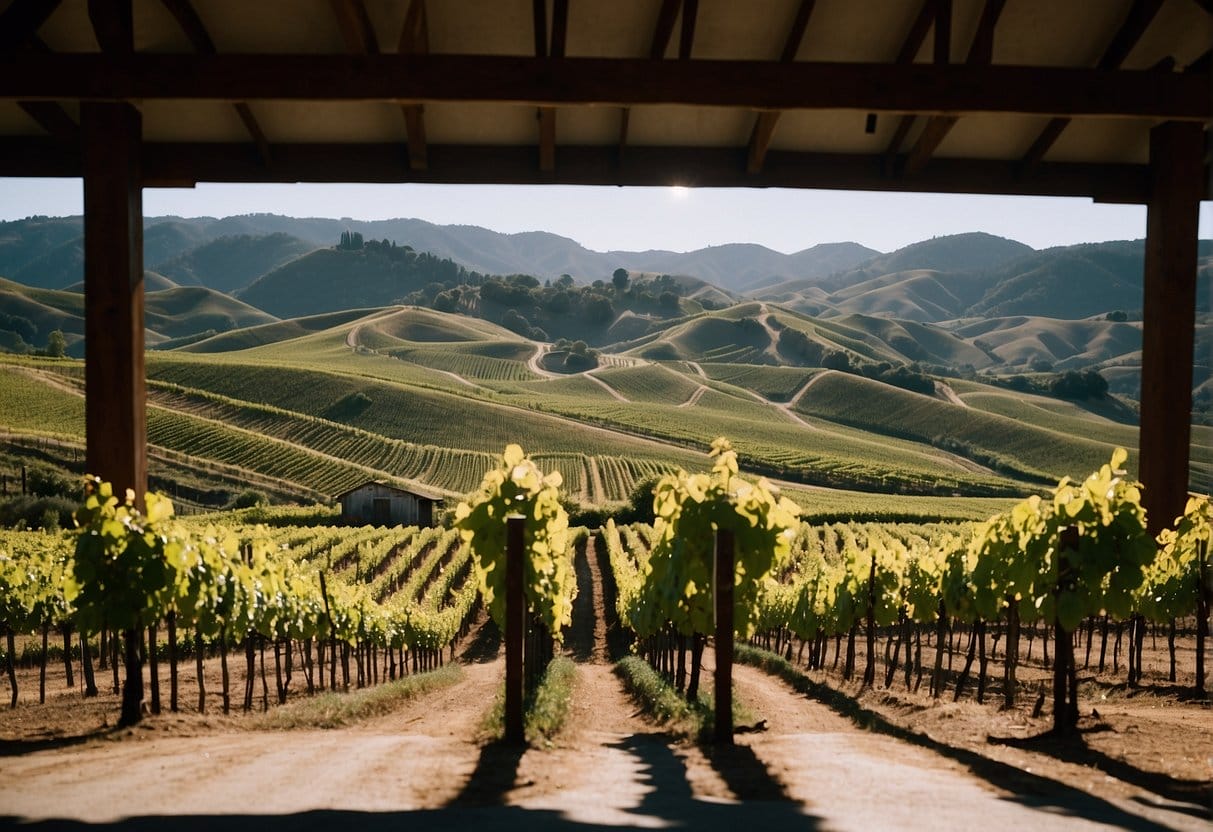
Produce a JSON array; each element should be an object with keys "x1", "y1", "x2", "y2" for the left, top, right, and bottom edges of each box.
[
  {"x1": 4, "y1": 137, "x2": 1177, "y2": 204},
  {"x1": 902, "y1": 0, "x2": 1006, "y2": 176},
  {"x1": 159, "y1": 0, "x2": 272, "y2": 165},
  {"x1": 746, "y1": 0, "x2": 817, "y2": 174},
  {"x1": 0, "y1": 54, "x2": 1203, "y2": 121},
  {"x1": 398, "y1": 0, "x2": 430, "y2": 171},
  {"x1": 1020, "y1": 0, "x2": 1165, "y2": 170},
  {"x1": 0, "y1": 0, "x2": 62, "y2": 51}
]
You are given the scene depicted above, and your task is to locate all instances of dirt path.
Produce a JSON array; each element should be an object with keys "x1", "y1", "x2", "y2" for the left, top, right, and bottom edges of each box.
[
  {"x1": 526, "y1": 343, "x2": 560, "y2": 379},
  {"x1": 935, "y1": 380, "x2": 969, "y2": 408},
  {"x1": 584, "y1": 371, "x2": 629, "y2": 403},
  {"x1": 678, "y1": 385, "x2": 708, "y2": 408}
]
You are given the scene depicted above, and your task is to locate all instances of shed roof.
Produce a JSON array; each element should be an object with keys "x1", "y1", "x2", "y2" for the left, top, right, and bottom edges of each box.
[
  {"x1": 335, "y1": 479, "x2": 446, "y2": 502},
  {"x1": 1, "y1": 0, "x2": 1209, "y2": 201}
]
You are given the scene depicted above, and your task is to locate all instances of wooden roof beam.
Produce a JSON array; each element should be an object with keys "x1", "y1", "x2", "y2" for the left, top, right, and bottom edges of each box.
[
  {"x1": 620, "y1": 0, "x2": 682, "y2": 160},
  {"x1": 160, "y1": 0, "x2": 272, "y2": 166},
  {"x1": 329, "y1": 0, "x2": 379, "y2": 55},
  {"x1": 882, "y1": 0, "x2": 942, "y2": 167},
  {"x1": 0, "y1": 0, "x2": 62, "y2": 52},
  {"x1": 87, "y1": 0, "x2": 133, "y2": 54},
  {"x1": 679, "y1": 0, "x2": 698, "y2": 60},
  {"x1": 1020, "y1": 0, "x2": 1165, "y2": 170},
  {"x1": 746, "y1": 0, "x2": 817, "y2": 174},
  {"x1": 398, "y1": 0, "x2": 430, "y2": 171},
  {"x1": 536, "y1": 0, "x2": 568, "y2": 174},
  {"x1": 903, "y1": 0, "x2": 1006, "y2": 176},
  {"x1": 0, "y1": 55, "x2": 1206, "y2": 121},
  {"x1": 19, "y1": 100, "x2": 78, "y2": 142},
  {"x1": 2, "y1": 8, "x2": 78, "y2": 143}
]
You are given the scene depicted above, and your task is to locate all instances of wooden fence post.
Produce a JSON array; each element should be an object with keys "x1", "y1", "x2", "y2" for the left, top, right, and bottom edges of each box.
[
  {"x1": 505, "y1": 515, "x2": 526, "y2": 744},
  {"x1": 714, "y1": 528, "x2": 735, "y2": 744}
]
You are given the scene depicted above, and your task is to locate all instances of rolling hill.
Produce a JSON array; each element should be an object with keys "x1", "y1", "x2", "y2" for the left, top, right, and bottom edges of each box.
[
  {"x1": 0, "y1": 277, "x2": 278, "y2": 354},
  {"x1": 153, "y1": 232, "x2": 317, "y2": 293}
]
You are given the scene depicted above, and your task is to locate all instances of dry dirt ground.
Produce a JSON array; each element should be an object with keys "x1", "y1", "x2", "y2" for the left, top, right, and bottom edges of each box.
[{"x1": 1, "y1": 539, "x2": 1209, "y2": 830}]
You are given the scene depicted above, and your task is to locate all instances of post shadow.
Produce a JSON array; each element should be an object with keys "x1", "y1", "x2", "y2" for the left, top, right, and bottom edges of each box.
[{"x1": 739, "y1": 649, "x2": 1198, "y2": 831}]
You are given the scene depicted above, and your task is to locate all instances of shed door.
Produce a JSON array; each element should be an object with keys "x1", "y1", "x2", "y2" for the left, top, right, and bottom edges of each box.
[
  {"x1": 419, "y1": 500, "x2": 433, "y2": 527},
  {"x1": 373, "y1": 498, "x2": 391, "y2": 525}
]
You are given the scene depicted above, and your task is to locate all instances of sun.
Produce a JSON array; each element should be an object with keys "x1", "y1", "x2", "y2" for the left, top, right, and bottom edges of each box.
[{"x1": 668, "y1": 185, "x2": 690, "y2": 200}]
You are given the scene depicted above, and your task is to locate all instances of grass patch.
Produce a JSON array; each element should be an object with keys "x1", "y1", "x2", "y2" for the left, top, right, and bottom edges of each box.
[
  {"x1": 256, "y1": 664, "x2": 461, "y2": 730},
  {"x1": 482, "y1": 656, "x2": 580, "y2": 745},
  {"x1": 614, "y1": 654, "x2": 755, "y2": 740},
  {"x1": 526, "y1": 656, "x2": 577, "y2": 744}
]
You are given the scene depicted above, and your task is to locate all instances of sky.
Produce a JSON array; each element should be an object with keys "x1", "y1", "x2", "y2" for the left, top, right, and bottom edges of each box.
[{"x1": 2, "y1": 177, "x2": 1210, "y2": 255}]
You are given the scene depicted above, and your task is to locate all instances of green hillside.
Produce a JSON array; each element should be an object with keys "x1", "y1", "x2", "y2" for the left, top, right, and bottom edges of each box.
[
  {"x1": 153, "y1": 232, "x2": 316, "y2": 293},
  {"x1": 239, "y1": 242, "x2": 473, "y2": 318}
]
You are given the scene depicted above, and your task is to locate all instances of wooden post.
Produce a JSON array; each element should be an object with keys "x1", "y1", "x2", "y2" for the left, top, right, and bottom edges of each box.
[
  {"x1": 1139, "y1": 121, "x2": 1202, "y2": 535},
  {"x1": 504, "y1": 515, "x2": 525, "y2": 745},
  {"x1": 714, "y1": 528, "x2": 735, "y2": 744},
  {"x1": 82, "y1": 102, "x2": 146, "y2": 503}
]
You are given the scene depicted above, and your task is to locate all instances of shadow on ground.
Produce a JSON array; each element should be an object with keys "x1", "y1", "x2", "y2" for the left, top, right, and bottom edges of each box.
[
  {"x1": 737, "y1": 647, "x2": 1211, "y2": 829},
  {"x1": 5, "y1": 731, "x2": 821, "y2": 831}
]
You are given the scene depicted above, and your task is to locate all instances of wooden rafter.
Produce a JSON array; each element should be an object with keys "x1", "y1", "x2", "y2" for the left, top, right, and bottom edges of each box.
[
  {"x1": 746, "y1": 0, "x2": 816, "y2": 174},
  {"x1": 933, "y1": 0, "x2": 951, "y2": 64},
  {"x1": 537, "y1": 0, "x2": 568, "y2": 173},
  {"x1": 650, "y1": 0, "x2": 682, "y2": 60},
  {"x1": 1020, "y1": 0, "x2": 1165, "y2": 170},
  {"x1": 159, "y1": 0, "x2": 272, "y2": 165},
  {"x1": 18, "y1": 100, "x2": 77, "y2": 142},
  {"x1": 87, "y1": 0, "x2": 133, "y2": 54},
  {"x1": 902, "y1": 0, "x2": 1005, "y2": 176},
  {"x1": 329, "y1": 0, "x2": 379, "y2": 55},
  {"x1": 398, "y1": 0, "x2": 430, "y2": 171},
  {"x1": 4, "y1": 12, "x2": 78, "y2": 143},
  {"x1": 883, "y1": 0, "x2": 942, "y2": 165},
  {"x1": 1, "y1": 54, "x2": 1202, "y2": 121},
  {"x1": 679, "y1": 0, "x2": 698, "y2": 60},
  {"x1": 620, "y1": 0, "x2": 682, "y2": 159},
  {"x1": 0, "y1": 0, "x2": 62, "y2": 51}
]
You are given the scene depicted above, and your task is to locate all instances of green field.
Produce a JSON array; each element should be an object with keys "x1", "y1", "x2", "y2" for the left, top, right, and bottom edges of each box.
[{"x1": 2, "y1": 300, "x2": 1198, "y2": 519}]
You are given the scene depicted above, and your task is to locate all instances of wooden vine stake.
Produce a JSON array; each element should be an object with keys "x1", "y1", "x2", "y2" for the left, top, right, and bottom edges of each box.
[
  {"x1": 504, "y1": 515, "x2": 526, "y2": 745},
  {"x1": 714, "y1": 528, "x2": 735, "y2": 745}
]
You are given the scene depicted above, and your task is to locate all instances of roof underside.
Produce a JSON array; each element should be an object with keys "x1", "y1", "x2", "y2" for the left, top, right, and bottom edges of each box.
[{"x1": 0, "y1": 0, "x2": 1209, "y2": 201}]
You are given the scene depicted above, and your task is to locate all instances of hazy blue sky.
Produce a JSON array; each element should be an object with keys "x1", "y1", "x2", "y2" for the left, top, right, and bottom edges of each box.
[{"x1": 3, "y1": 177, "x2": 1209, "y2": 254}]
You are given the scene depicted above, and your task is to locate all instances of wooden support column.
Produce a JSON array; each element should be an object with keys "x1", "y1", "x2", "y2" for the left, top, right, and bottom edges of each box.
[
  {"x1": 1139, "y1": 121, "x2": 1203, "y2": 534},
  {"x1": 82, "y1": 102, "x2": 146, "y2": 501}
]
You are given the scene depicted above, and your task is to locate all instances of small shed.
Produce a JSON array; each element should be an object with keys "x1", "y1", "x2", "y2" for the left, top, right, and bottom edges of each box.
[{"x1": 336, "y1": 481, "x2": 443, "y2": 527}]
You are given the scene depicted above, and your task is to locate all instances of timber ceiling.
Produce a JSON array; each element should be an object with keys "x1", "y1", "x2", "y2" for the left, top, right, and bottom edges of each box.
[{"x1": 0, "y1": 0, "x2": 1209, "y2": 201}]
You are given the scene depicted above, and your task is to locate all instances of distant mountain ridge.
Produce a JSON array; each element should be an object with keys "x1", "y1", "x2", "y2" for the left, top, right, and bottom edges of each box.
[{"x1": 0, "y1": 214, "x2": 881, "y2": 292}]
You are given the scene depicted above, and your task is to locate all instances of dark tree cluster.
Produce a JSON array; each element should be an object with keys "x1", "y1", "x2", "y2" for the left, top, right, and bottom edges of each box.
[{"x1": 992, "y1": 368, "x2": 1109, "y2": 400}]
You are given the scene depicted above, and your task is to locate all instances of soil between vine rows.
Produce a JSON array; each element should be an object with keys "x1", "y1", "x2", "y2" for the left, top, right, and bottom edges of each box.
[{"x1": 0, "y1": 538, "x2": 1209, "y2": 830}]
